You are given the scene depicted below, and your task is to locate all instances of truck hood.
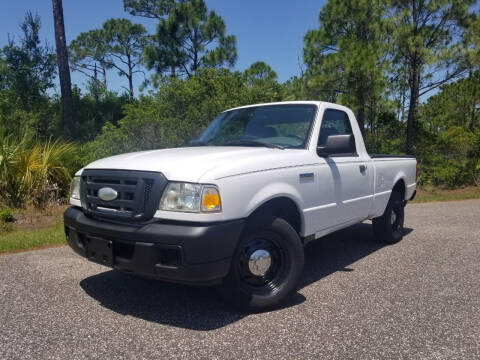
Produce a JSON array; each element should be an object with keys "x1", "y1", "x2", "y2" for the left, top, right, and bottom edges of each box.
[{"x1": 83, "y1": 146, "x2": 315, "y2": 183}]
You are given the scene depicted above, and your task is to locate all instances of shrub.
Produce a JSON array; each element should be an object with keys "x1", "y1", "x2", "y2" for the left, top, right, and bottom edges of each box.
[
  {"x1": 0, "y1": 208, "x2": 14, "y2": 223},
  {"x1": 0, "y1": 133, "x2": 76, "y2": 208}
]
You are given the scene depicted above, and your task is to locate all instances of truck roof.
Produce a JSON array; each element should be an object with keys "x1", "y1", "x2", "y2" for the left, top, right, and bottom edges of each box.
[{"x1": 225, "y1": 100, "x2": 342, "y2": 112}]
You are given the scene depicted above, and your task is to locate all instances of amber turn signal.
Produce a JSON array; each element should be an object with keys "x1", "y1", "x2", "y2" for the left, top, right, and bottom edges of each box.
[{"x1": 201, "y1": 186, "x2": 221, "y2": 212}]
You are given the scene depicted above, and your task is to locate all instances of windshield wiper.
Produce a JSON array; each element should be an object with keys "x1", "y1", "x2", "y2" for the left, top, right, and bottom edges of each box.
[{"x1": 224, "y1": 139, "x2": 285, "y2": 149}]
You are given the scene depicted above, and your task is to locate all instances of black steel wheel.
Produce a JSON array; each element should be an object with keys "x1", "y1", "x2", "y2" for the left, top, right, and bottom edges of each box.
[
  {"x1": 220, "y1": 217, "x2": 304, "y2": 311},
  {"x1": 237, "y1": 235, "x2": 288, "y2": 291},
  {"x1": 373, "y1": 191, "x2": 405, "y2": 244}
]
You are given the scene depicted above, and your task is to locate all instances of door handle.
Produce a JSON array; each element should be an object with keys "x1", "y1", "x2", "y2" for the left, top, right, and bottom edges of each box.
[{"x1": 359, "y1": 164, "x2": 367, "y2": 173}]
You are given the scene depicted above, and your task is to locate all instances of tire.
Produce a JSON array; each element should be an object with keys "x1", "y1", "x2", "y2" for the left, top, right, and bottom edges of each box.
[
  {"x1": 372, "y1": 191, "x2": 405, "y2": 244},
  {"x1": 220, "y1": 217, "x2": 304, "y2": 312}
]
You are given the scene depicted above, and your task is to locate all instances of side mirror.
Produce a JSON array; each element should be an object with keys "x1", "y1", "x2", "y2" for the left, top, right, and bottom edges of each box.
[{"x1": 317, "y1": 134, "x2": 356, "y2": 157}]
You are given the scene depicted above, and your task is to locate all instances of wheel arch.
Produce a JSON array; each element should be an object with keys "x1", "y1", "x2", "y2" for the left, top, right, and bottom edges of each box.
[
  {"x1": 392, "y1": 177, "x2": 406, "y2": 200},
  {"x1": 370, "y1": 175, "x2": 407, "y2": 219},
  {"x1": 246, "y1": 196, "x2": 304, "y2": 237}
]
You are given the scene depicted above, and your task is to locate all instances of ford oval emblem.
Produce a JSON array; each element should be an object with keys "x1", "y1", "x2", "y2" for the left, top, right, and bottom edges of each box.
[{"x1": 98, "y1": 187, "x2": 118, "y2": 202}]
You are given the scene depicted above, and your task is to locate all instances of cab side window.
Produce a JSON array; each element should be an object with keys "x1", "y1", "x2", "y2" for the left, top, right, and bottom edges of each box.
[{"x1": 318, "y1": 109, "x2": 353, "y2": 146}]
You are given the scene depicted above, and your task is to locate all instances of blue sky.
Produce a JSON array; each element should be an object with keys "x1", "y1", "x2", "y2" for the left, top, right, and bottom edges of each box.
[{"x1": 0, "y1": 0, "x2": 325, "y2": 95}]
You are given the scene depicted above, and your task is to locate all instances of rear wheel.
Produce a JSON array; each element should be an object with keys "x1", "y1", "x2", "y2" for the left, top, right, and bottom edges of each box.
[
  {"x1": 372, "y1": 191, "x2": 405, "y2": 244},
  {"x1": 220, "y1": 217, "x2": 304, "y2": 312}
]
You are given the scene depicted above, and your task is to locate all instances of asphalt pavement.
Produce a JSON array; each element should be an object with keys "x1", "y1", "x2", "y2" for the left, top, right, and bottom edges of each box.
[{"x1": 1, "y1": 199, "x2": 479, "y2": 359}]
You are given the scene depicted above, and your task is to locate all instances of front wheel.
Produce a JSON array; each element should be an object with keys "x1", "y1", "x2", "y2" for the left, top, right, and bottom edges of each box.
[
  {"x1": 220, "y1": 217, "x2": 304, "y2": 312},
  {"x1": 372, "y1": 191, "x2": 405, "y2": 244}
]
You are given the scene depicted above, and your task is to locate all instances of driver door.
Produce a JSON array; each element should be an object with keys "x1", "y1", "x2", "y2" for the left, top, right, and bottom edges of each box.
[{"x1": 317, "y1": 109, "x2": 372, "y2": 227}]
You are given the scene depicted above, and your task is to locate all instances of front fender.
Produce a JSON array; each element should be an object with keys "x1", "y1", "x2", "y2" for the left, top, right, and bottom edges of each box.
[
  {"x1": 246, "y1": 183, "x2": 303, "y2": 215},
  {"x1": 244, "y1": 182, "x2": 305, "y2": 233}
]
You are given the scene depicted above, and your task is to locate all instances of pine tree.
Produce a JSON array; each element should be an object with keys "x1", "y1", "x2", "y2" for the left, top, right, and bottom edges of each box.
[
  {"x1": 303, "y1": 0, "x2": 389, "y2": 137},
  {"x1": 52, "y1": 0, "x2": 74, "y2": 138},
  {"x1": 390, "y1": 0, "x2": 474, "y2": 154}
]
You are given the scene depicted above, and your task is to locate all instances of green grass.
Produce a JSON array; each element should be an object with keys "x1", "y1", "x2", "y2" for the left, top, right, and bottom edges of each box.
[
  {"x1": 412, "y1": 186, "x2": 480, "y2": 203},
  {"x1": 0, "y1": 222, "x2": 65, "y2": 254}
]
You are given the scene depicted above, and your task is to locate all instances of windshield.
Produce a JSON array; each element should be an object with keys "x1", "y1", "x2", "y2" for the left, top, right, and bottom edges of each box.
[{"x1": 193, "y1": 104, "x2": 317, "y2": 149}]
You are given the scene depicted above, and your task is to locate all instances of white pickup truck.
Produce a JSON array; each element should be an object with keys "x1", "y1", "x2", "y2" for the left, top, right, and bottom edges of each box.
[{"x1": 65, "y1": 101, "x2": 417, "y2": 311}]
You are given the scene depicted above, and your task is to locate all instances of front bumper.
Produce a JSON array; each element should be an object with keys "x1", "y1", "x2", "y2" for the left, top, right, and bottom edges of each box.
[{"x1": 64, "y1": 207, "x2": 245, "y2": 285}]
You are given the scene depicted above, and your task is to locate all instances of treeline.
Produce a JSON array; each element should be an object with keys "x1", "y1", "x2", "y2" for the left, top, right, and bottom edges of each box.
[{"x1": 0, "y1": 0, "x2": 479, "y2": 207}]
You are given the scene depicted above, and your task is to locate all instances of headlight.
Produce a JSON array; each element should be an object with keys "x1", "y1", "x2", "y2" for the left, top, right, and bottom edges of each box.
[
  {"x1": 159, "y1": 182, "x2": 221, "y2": 213},
  {"x1": 70, "y1": 176, "x2": 81, "y2": 200}
]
